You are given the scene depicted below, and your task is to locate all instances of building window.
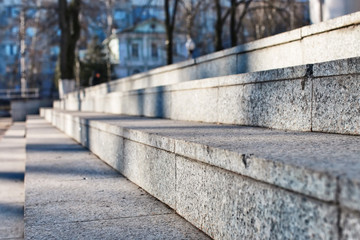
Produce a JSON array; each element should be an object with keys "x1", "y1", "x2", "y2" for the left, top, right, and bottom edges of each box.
[
  {"x1": 131, "y1": 43, "x2": 139, "y2": 58},
  {"x1": 114, "y1": 10, "x2": 126, "y2": 21},
  {"x1": 151, "y1": 43, "x2": 158, "y2": 58},
  {"x1": 5, "y1": 44, "x2": 17, "y2": 56}
]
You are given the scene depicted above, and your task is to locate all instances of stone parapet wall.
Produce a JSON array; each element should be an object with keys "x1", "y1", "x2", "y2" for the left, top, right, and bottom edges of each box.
[
  {"x1": 60, "y1": 12, "x2": 360, "y2": 101},
  {"x1": 56, "y1": 57, "x2": 360, "y2": 135}
]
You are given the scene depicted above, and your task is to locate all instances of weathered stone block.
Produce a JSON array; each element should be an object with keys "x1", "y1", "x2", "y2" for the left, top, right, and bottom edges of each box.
[
  {"x1": 25, "y1": 214, "x2": 210, "y2": 240},
  {"x1": 171, "y1": 87, "x2": 218, "y2": 123},
  {"x1": 196, "y1": 54, "x2": 237, "y2": 79},
  {"x1": 312, "y1": 75, "x2": 360, "y2": 135},
  {"x1": 123, "y1": 140, "x2": 176, "y2": 208},
  {"x1": 237, "y1": 41, "x2": 303, "y2": 73},
  {"x1": 87, "y1": 126, "x2": 124, "y2": 171},
  {"x1": 340, "y1": 177, "x2": 360, "y2": 212},
  {"x1": 176, "y1": 156, "x2": 338, "y2": 240},
  {"x1": 143, "y1": 87, "x2": 171, "y2": 118},
  {"x1": 313, "y1": 57, "x2": 360, "y2": 77},
  {"x1": 218, "y1": 78, "x2": 312, "y2": 131},
  {"x1": 302, "y1": 25, "x2": 360, "y2": 65},
  {"x1": 340, "y1": 209, "x2": 360, "y2": 240}
]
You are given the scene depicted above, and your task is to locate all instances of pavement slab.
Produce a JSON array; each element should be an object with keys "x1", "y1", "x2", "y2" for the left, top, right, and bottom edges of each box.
[
  {"x1": 24, "y1": 116, "x2": 210, "y2": 239},
  {"x1": 0, "y1": 122, "x2": 25, "y2": 240}
]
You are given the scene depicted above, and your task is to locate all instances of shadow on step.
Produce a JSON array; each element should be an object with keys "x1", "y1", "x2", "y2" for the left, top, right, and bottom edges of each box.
[
  {"x1": 0, "y1": 171, "x2": 24, "y2": 181},
  {"x1": 26, "y1": 143, "x2": 87, "y2": 152},
  {"x1": 26, "y1": 163, "x2": 117, "y2": 178}
]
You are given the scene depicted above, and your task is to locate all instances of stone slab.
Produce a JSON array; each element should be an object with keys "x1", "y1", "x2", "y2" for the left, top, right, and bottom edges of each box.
[
  {"x1": 0, "y1": 123, "x2": 25, "y2": 240},
  {"x1": 176, "y1": 155, "x2": 338, "y2": 240},
  {"x1": 25, "y1": 194, "x2": 172, "y2": 227},
  {"x1": 218, "y1": 78, "x2": 311, "y2": 130},
  {"x1": 302, "y1": 24, "x2": 360, "y2": 66},
  {"x1": 340, "y1": 209, "x2": 360, "y2": 240},
  {"x1": 0, "y1": 203, "x2": 24, "y2": 239},
  {"x1": 25, "y1": 214, "x2": 210, "y2": 240},
  {"x1": 339, "y1": 177, "x2": 360, "y2": 212},
  {"x1": 40, "y1": 110, "x2": 360, "y2": 207},
  {"x1": 25, "y1": 116, "x2": 208, "y2": 239},
  {"x1": 171, "y1": 87, "x2": 219, "y2": 123},
  {"x1": 312, "y1": 75, "x2": 360, "y2": 135},
  {"x1": 57, "y1": 55, "x2": 360, "y2": 137},
  {"x1": 313, "y1": 56, "x2": 360, "y2": 77},
  {"x1": 25, "y1": 176, "x2": 155, "y2": 206},
  {"x1": 123, "y1": 139, "x2": 176, "y2": 209}
]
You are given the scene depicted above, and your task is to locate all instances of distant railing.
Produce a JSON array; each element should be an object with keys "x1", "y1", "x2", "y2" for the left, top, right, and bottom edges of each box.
[{"x1": 0, "y1": 88, "x2": 39, "y2": 100}]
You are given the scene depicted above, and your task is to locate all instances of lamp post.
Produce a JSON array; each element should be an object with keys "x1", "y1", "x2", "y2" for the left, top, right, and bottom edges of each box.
[{"x1": 185, "y1": 35, "x2": 195, "y2": 59}]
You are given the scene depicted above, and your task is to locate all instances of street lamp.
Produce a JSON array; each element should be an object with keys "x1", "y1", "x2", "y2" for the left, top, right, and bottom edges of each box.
[{"x1": 185, "y1": 35, "x2": 195, "y2": 59}]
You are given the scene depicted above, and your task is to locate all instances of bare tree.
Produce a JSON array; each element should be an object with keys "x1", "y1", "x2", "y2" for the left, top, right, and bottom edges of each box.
[
  {"x1": 230, "y1": 0, "x2": 252, "y2": 47},
  {"x1": 164, "y1": 0, "x2": 179, "y2": 65},
  {"x1": 179, "y1": 0, "x2": 206, "y2": 37},
  {"x1": 214, "y1": 0, "x2": 252, "y2": 51}
]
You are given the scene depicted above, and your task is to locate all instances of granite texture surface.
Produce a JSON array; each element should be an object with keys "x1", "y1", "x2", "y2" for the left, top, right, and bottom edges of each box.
[
  {"x1": 25, "y1": 116, "x2": 209, "y2": 239},
  {"x1": 123, "y1": 139, "x2": 176, "y2": 208},
  {"x1": 313, "y1": 56, "x2": 360, "y2": 77},
  {"x1": 340, "y1": 177, "x2": 360, "y2": 212},
  {"x1": 56, "y1": 52, "x2": 360, "y2": 136},
  {"x1": 0, "y1": 203, "x2": 24, "y2": 239},
  {"x1": 218, "y1": 78, "x2": 311, "y2": 130},
  {"x1": 176, "y1": 156, "x2": 338, "y2": 240},
  {"x1": 40, "y1": 109, "x2": 360, "y2": 239},
  {"x1": 0, "y1": 123, "x2": 26, "y2": 240},
  {"x1": 302, "y1": 24, "x2": 360, "y2": 65},
  {"x1": 41, "y1": 109, "x2": 360, "y2": 203},
  {"x1": 25, "y1": 214, "x2": 210, "y2": 240},
  {"x1": 57, "y1": 56, "x2": 360, "y2": 135},
  {"x1": 171, "y1": 87, "x2": 219, "y2": 123},
  {"x1": 312, "y1": 75, "x2": 360, "y2": 135},
  {"x1": 341, "y1": 209, "x2": 360, "y2": 240}
]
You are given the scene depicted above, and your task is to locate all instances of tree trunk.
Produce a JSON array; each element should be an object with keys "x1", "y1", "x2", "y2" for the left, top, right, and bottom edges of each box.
[
  {"x1": 230, "y1": 0, "x2": 237, "y2": 47},
  {"x1": 58, "y1": 0, "x2": 80, "y2": 98},
  {"x1": 214, "y1": 0, "x2": 223, "y2": 51},
  {"x1": 166, "y1": 30, "x2": 173, "y2": 65},
  {"x1": 164, "y1": 0, "x2": 178, "y2": 65}
]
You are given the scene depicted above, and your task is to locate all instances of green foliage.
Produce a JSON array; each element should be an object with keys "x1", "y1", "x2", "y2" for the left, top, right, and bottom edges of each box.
[{"x1": 79, "y1": 36, "x2": 109, "y2": 87}]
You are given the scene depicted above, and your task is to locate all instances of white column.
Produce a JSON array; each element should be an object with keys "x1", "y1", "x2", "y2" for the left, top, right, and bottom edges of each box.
[{"x1": 310, "y1": 0, "x2": 360, "y2": 24}]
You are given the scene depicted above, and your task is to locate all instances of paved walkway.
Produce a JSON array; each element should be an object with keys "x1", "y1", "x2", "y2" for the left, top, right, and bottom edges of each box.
[
  {"x1": 24, "y1": 116, "x2": 210, "y2": 239},
  {"x1": 0, "y1": 121, "x2": 25, "y2": 240}
]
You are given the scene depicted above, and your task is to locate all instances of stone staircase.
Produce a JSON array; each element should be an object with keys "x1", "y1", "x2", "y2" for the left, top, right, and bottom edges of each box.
[
  {"x1": 24, "y1": 12, "x2": 360, "y2": 239},
  {"x1": 24, "y1": 116, "x2": 209, "y2": 239}
]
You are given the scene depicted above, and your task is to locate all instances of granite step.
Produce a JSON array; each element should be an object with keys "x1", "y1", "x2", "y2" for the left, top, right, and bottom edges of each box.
[
  {"x1": 56, "y1": 56, "x2": 360, "y2": 136},
  {"x1": 0, "y1": 122, "x2": 26, "y2": 240},
  {"x1": 41, "y1": 108, "x2": 360, "y2": 239},
  {"x1": 24, "y1": 116, "x2": 210, "y2": 239}
]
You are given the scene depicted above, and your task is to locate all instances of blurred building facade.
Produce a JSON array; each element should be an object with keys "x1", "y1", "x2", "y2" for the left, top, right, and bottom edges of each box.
[
  {"x1": 114, "y1": 19, "x2": 187, "y2": 78},
  {"x1": 100, "y1": 0, "x2": 188, "y2": 78},
  {"x1": 2, "y1": 0, "x2": 359, "y2": 91},
  {"x1": 0, "y1": 0, "x2": 59, "y2": 97},
  {"x1": 0, "y1": 0, "x2": 21, "y2": 90},
  {"x1": 309, "y1": 0, "x2": 360, "y2": 23}
]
